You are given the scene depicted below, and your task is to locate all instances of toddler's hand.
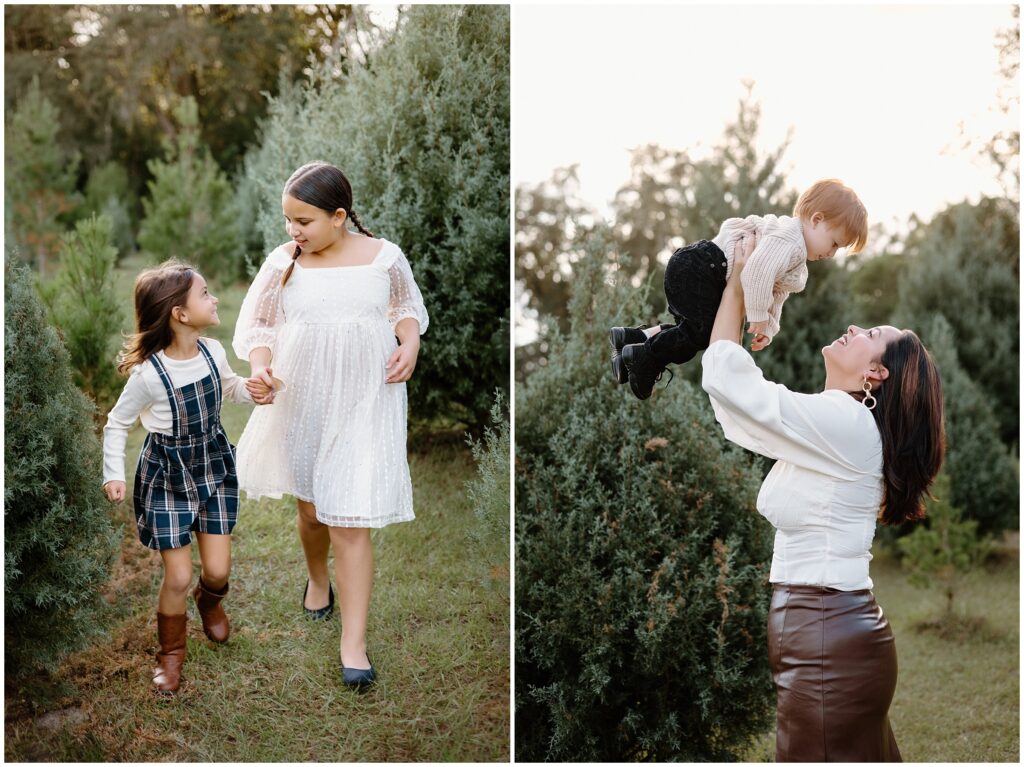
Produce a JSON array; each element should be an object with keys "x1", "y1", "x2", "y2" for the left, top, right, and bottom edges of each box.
[
  {"x1": 747, "y1": 320, "x2": 769, "y2": 337},
  {"x1": 751, "y1": 333, "x2": 771, "y2": 352},
  {"x1": 103, "y1": 480, "x2": 126, "y2": 503}
]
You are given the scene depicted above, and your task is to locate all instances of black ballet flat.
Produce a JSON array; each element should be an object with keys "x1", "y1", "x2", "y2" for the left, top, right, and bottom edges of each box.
[
  {"x1": 302, "y1": 580, "x2": 334, "y2": 621},
  {"x1": 341, "y1": 654, "x2": 377, "y2": 692}
]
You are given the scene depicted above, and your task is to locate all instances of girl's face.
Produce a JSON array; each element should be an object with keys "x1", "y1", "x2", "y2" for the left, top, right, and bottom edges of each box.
[
  {"x1": 822, "y1": 324, "x2": 901, "y2": 383},
  {"x1": 282, "y1": 194, "x2": 346, "y2": 253},
  {"x1": 176, "y1": 273, "x2": 219, "y2": 329}
]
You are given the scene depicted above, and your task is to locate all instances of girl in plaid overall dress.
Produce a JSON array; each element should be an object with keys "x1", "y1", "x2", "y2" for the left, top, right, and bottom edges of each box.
[{"x1": 102, "y1": 260, "x2": 261, "y2": 695}]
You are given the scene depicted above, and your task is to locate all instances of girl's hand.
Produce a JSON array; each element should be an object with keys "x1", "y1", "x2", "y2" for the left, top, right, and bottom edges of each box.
[
  {"x1": 386, "y1": 341, "x2": 419, "y2": 383},
  {"x1": 246, "y1": 367, "x2": 277, "y2": 404},
  {"x1": 104, "y1": 480, "x2": 126, "y2": 502},
  {"x1": 750, "y1": 333, "x2": 771, "y2": 352}
]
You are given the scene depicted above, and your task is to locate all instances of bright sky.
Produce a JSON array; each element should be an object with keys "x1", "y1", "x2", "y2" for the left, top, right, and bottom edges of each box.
[{"x1": 513, "y1": 4, "x2": 1017, "y2": 236}]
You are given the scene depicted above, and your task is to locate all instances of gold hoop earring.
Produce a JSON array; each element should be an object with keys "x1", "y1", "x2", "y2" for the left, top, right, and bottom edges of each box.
[{"x1": 862, "y1": 377, "x2": 877, "y2": 410}]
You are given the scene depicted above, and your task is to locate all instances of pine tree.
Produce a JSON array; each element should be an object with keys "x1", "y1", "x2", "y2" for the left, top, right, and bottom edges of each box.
[
  {"x1": 4, "y1": 76, "x2": 82, "y2": 273},
  {"x1": 897, "y1": 472, "x2": 992, "y2": 617},
  {"x1": 516, "y1": 225, "x2": 775, "y2": 761},
  {"x1": 894, "y1": 198, "x2": 1019, "y2": 447},
  {"x1": 919, "y1": 315, "x2": 1018, "y2": 534},
  {"x1": 138, "y1": 96, "x2": 243, "y2": 279},
  {"x1": 82, "y1": 161, "x2": 136, "y2": 260},
  {"x1": 38, "y1": 214, "x2": 124, "y2": 414},
  {"x1": 5, "y1": 255, "x2": 121, "y2": 676}
]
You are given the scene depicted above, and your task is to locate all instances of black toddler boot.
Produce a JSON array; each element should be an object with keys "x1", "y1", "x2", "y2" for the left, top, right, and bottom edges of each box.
[
  {"x1": 608, "y1": 325, "x2": 650, "y2": 384},
  {"x1": 621, "y1": 342, "x2": 672, "y2": 400}
]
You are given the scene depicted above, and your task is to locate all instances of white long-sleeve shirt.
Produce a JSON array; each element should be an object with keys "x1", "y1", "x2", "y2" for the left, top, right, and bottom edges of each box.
[
  {"x1": 701, "y1": 340, "x2": 884, "y2": 590},
  {"x1": 102, "y1": 338, "x2": 253, "y2": 484},
  {"x1": 711, "y1": 214, "x2": 808, "y2": 340}
]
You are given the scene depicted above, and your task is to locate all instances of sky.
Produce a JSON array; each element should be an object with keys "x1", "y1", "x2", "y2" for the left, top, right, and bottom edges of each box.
[{"x1": 513, "y1": 4, "x2": 1016, "y2": 235}]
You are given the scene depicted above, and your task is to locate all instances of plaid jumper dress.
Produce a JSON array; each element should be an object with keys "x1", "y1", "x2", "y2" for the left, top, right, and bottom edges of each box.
[{"x1": 132, "y1": 340, "x2": 239, "y2": 550}]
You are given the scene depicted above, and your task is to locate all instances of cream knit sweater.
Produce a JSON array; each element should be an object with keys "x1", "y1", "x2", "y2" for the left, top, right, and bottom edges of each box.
[{"x1": 711, "y1": 214, "x2": 808, "y2": 339}]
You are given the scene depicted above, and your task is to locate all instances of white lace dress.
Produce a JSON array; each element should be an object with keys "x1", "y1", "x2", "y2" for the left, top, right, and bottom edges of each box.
[{"x1": 232, "y1": 239, "x2": 428, "y2": 527}]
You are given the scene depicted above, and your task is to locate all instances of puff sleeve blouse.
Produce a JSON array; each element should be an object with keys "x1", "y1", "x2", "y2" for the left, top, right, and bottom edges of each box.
[{"x1": 701, "y1": 340, "x2": 884, "y2": 590}]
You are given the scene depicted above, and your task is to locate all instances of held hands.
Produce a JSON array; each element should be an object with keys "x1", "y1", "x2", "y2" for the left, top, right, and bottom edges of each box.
[
  {"x1": 386, "y1": 340, "x2": 419, "y2": 384},
  {"x1": 103, "y1": 480, "x2": 126, "y2": 503},
  {"x1": 246, "y1": 367, "x2": 280, "y2": 405}
]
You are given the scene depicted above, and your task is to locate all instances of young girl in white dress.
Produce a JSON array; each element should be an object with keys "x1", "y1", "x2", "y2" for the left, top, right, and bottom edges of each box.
[{"x1": 233, "y1": 161, "x2": 428, "y2": 689}]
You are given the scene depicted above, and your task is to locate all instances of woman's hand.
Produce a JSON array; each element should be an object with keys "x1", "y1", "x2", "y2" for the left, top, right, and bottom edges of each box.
[
  {"x1": 728, "y1": 230, "x2": 759, "y2": 288},
  {"x1": 386, "y1": 340, "x2": 419, "y2": 383},
  {"x1": 247, "y1": 366, "x2": 277, "y2": 404},
  {"x1": 708, "y1": 232, "x2": 759, "y2": 346},
  {"x1": 103, "y1": 480, "x2": 126, "y2": 503}
]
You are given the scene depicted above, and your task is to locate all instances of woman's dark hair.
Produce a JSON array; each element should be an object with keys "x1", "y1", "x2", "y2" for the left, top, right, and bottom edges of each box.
[
  {"x1": 117, "y1": 259, "x2": 197, "y2": 375},
  {"x1": 852, "y1": 330, "x2": 946, "y2": 526},
  {"x1": 280, "y1": 161, "x2": 374, "y2": 286}
]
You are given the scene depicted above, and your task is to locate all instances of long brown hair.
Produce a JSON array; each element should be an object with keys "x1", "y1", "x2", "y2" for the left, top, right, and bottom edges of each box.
[
  {"x1": 280, "y1": 161, "x2": 375, "y2": 287},
  {"x1": 852, "y1": 330, "x2": 946, "y2": 526},
  {"x1": 116, "y1": 260, "x2": 196, "y2": 375}
]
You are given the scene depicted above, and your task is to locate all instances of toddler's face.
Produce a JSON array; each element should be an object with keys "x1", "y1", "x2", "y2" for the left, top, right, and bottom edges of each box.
[
  {"x1": 802, "y1": 214, "x2": 847, "y2": 261},
  {"x1": 282, "y1": 194, "x2": 344, "y2": 253}
]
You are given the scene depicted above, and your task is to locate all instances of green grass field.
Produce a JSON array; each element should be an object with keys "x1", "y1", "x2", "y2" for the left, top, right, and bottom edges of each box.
[
  {"x1": 740, "y1": 546, "x2": 1019, "y2": 762},
  {"x1": 4, "y1": 257, "x2": 510, "y2": 761}
]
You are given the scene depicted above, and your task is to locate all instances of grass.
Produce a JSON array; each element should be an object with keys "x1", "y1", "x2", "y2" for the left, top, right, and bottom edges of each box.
[
  {"x1": 4, "y1": 255, "x2": 510, "y2": 761},
  {"x1": 738, "y1": 545, "x2": 1019, "y2": 762}
]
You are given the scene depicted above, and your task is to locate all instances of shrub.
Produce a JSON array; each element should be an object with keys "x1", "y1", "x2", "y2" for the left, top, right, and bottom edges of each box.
[
  {"x1": 138, "y1": 96, "x2": 244, "y2": 279},
  {"x1": 5, "y1": 255, "x2": 121, "y2": 677},
  {"x1": 515, "y1": 227, "x2": 775, "y2": 761},
  {"x1": 244, "y1": 5, "x2": 510, "y2": 428},
  {"x1": 465, "y1": 390, "x2": 510, "y2": 589}
]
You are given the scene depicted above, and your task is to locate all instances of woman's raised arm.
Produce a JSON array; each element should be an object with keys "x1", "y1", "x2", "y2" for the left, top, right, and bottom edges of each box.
[{"x1": 708, "y1": 231, "x2": 757, "y2": 347}]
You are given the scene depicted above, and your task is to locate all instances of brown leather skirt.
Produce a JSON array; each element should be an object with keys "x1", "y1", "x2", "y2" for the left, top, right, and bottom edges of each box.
[{"x1": 769, "y1": 584, "x2": 902, "y2": 762}]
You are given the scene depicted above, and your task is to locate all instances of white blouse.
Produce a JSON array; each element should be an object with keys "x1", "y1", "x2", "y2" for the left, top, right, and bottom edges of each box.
[
  {"x1": 701, "y1": 340, "x2": 884, "y2": 590},
  {"x1": 102, "y1": 338, "x2": 253, "y2": 484}
]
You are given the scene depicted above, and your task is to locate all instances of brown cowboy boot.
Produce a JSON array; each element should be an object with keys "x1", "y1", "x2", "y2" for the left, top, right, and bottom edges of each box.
[
  {"x1": 192, "y1": 578, "x2": 230, "y2": 643},
  {"x1": 153, "y1": 612, "x2": 187, "y2": 695}
]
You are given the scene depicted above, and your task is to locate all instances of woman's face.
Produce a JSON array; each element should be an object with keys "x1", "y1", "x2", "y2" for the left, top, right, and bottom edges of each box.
[
  {"x1": 282, "y1": 194, "x2": 345, "y2": 252},
  {"x1": 822, "y1": 324, "x2": 902, "y2": 383}
]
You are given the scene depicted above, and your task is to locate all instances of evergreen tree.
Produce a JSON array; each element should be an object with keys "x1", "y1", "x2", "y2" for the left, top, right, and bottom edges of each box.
[
  {"x1": 138, "y1": 96, "x2": 243, "y2": 279},
  {"x1": 4, "y1": 76, "x2": 81, "y2": 273},
  {"x1": 245, "y1": 5, "x2": 510, "y2": 428},
  {"x1": 82, "y1": 161, "x2": 136, "y2": 260},
  {"x1": 38, "y1": 214, "x2": 124, "y2": 415},
  {"x1": 922, "y1": 314, "x2": 1018, "y2": 534},
  {"x1": 516, "y1": 225, "x2": 775, "y2": 761},
  {"x1": 5, "y1": 255, "x2": 120, "y2": 676},
  {"x1": 894, "y1": 198, "x2": 1019, "y2": 447},
  {"x1": 897, "y1": 472, "x2": 993, "y2": 617}
]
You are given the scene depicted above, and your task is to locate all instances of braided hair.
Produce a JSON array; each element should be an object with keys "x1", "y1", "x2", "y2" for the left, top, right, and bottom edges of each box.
[{"x1": 280, "y1": 162, "x2": 375, "y2": 287}]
